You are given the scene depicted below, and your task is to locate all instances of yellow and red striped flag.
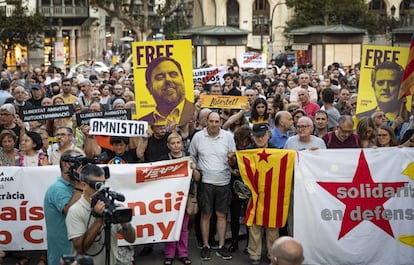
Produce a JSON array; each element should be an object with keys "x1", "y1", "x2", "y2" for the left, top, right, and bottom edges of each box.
[
  {"x1": 236, "y1": 148, "x2": 295, "y2": 228},
  {"x1": 399, "y1": 33, "x2": 414, "y2": 99}
]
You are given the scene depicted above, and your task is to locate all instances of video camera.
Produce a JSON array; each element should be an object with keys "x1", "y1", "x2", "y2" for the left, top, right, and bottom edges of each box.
[
  {"x1": 62, "y1": 255, "x2": 94, "y2": 265},
  {"x1": 91, "y1": 182, "x2": 132, "y2": 224},
  {"x1": 62, "y1": 153, "x2": 132, "y2": 224},
  {"x1": 61, "y1": 152, "x2": 109, "y2": 182}
]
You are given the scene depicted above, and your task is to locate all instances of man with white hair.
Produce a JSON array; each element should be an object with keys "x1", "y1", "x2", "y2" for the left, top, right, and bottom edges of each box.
[
  {"x1": 78, "y1": 79, "x2": 93, "y2": 108},
  {"x1": 289, "y1": 73, "x2": 317, "y2": 103},
  {"x1": 284, "y1": 116, "x2": 326, "y2": 151},
  {"x1": 271, "y1": 236, "x2": 304, "y2": 265}
]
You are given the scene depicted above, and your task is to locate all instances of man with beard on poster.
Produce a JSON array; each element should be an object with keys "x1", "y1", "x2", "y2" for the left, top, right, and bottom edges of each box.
[{"x1": 140, "y1": 57, "x2": 195, "y2": 126}]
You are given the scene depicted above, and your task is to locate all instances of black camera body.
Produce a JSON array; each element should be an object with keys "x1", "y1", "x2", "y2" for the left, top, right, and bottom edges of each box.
[
  {"x1": 91, "y1": 185, "x2": 132, "y2": 224},
  {"x1": 62, "y1": 255, "x2": 94, "y2": 265},
  {"x1": 62, "y1": 152, "x2": 109, "y2": 182}
]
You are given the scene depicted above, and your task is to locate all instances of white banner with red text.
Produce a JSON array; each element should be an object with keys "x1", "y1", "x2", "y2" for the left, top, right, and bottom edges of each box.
[
  {"x1": 294, "y1": 148, "x2": 414, "y2": 265},
  {"x1": 192, "y1": 66, "x2": 226, "y2": 85},
  {"x1": 0, "y1": 157, "x2": 192, "y2": 250}
]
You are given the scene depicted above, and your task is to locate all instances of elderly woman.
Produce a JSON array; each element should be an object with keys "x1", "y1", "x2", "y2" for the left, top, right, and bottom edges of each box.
[{"x1": 0, "y1": 129, "x2": 18, "y2": 166}]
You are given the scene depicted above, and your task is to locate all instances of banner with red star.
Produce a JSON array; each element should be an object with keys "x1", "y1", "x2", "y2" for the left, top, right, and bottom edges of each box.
[
  {"x1": 236, "y1": 148, "x2": 295, "y2": 228},
  {"x1": 294, "y1": 148, "x2": 414, "y2": 265}
]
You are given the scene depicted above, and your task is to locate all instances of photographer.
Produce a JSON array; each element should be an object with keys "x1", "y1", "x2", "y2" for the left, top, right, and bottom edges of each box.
[
  {"x1": 44, "y1": 149, "x2": 85, "y2": 265},
  {"x1": 66, "y1": 164, "x2": 135, "y2": 265}
]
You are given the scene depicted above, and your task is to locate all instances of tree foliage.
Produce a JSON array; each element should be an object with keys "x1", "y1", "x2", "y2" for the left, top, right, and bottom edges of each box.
[
  {"x1": 285, "y1": 0, "x2": 381, "y2": 35},
  {"x1": 0, "y1": 3, "x2": 48, "y2": 62},
  {"x1": 91, "y1": 0, "x2": 190, "y2": 40}
]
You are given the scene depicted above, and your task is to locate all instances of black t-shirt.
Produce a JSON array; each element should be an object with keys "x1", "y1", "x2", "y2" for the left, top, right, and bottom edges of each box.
[
  {"x1": 102, "y1": 147, "x2": 139, "y2": 164},
  {"x1": 144, "y1": 133, "x2": 170, "y2": 162}
]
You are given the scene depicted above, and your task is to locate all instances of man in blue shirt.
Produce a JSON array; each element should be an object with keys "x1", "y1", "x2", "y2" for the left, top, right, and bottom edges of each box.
[
  {"x1": 43, "y1": 149, "x2": 84, "y2": 265},
  {"x1": 269, "y1": 111, "x2": 293, "y2": 148}
]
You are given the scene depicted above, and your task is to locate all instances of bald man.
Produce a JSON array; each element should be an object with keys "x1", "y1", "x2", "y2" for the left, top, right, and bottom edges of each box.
[{"x1": 271, "y1": 236, "x2": 304, "y2": 265}]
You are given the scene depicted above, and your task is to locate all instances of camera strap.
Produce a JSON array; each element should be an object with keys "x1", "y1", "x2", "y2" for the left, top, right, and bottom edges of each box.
[{"x1": 81, "y1": 212, "x2": 105, "y2": 257}]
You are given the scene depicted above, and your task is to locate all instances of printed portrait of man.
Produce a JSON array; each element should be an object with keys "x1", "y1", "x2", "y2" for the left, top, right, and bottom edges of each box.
[
  {"x1": 357, "y1": 61, "x2": 405, "y2": 121},
  {"x1": 140, "y1": 56, "x2": 194, "y2": 125}
]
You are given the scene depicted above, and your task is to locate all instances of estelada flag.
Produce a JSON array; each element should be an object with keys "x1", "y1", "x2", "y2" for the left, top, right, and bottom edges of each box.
[
  {"x1": 399, "y1": 33, "x2": 414, "y2": 99},
  {"x1": 236, "y1": 148, "x2": 295, "y2": 228}
]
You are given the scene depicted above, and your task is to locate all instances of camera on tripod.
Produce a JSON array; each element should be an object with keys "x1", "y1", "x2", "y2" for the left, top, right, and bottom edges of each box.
[{"x1": 91, "y1": 182, "x2": 132, "y2": 224}]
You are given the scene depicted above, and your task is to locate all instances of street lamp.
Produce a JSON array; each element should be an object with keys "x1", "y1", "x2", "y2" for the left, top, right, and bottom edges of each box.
[
  {"x1": 259, "y1": 14, "x2": 264, "y2": 52},
  {"x1": 49, "y1": 18, "x2": 54, "y2": 65},
  {"x1": 269, "y1": 2, "x2": 286, "y2": 56}
]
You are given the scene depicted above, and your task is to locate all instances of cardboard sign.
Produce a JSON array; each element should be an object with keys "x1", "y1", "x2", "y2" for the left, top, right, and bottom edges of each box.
[{"x1": 200, "y1": 94, "x2": 248, "y2": 109}]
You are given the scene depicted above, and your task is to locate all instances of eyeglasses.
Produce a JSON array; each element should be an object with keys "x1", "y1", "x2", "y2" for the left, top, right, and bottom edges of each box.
[{"x1": 296, "y1": 125, "x2": 311, "y2": 129}]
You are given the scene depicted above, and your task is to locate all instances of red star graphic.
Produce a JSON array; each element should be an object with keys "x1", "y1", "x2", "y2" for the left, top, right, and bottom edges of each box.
[
  {"x1": 257, "y1": 149, "x2": 272, "y2": 162},
  {"x1": 317, "y1": 150, "x2": 407, "y2": 240}
]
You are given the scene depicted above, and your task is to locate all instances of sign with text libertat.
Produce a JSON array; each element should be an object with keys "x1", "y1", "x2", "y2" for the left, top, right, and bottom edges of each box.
[
  {"x1": 356, "y1": 45, "x2": 410, "y2": 121},
  {"x1": 19, "y1": 104, "x2": 74, "y2": 122},
  {"x1": 0, "y1": 158, "x2": 192, "y2": 250},
  {"x1": 200, "y1": 94, "x2": 248, "y2": 109},
  {"x1": 132, "y1": 40, "x2": 195, "y2": 125},
  {"x1": 193, "y1": 66, "x2": 227, "y2": 85},
  {"x1": 294, "y1": 148, "x2": 414, "y2": 265}
]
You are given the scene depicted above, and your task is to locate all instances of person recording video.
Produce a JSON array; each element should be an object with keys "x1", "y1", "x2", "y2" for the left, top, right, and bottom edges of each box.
[
  {"x1": 44, "y1": 149, "x2": 85, "y2": 265},
  {"x1": 66, "y1": 164, "x2": 136, "y2": 265}
]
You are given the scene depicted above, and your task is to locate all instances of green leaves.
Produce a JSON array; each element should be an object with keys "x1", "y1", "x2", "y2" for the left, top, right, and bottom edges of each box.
[
  {"x1": 0, "y1": 3, "x2": 48, "y2": 59},
  {"x1": 286, "y1": 0, "x2": 382, "y2": 35}
]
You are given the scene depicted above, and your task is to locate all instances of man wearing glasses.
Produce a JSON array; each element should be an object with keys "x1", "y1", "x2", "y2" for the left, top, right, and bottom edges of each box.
[
  {"x1": 323, "y1": 115, "x2": 361, "y2": 148},
  {"x1": 51, "y1": 126, "x2": 84, "y2": 165},
  {"x1": 284, "y1": 116, "x2": 326, "y2": 151}
]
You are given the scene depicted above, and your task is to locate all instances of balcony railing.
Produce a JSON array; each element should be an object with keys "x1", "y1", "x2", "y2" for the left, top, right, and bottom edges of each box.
[{"x1": 39, "y1": 6, "x2": 89, "y2": 17}]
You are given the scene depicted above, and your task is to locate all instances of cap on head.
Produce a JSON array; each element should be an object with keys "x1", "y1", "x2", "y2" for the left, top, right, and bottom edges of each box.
[
  {"x1": 0, "y1": 103, "x2": 16, "y2": 115},
  {"x1": 31, "y1": 84, "x2": 41, "y2": 90},
  {"x1": 252, "y1": 123, "x2": 269, "y2": 137},
  {"x1": 112, "y1": 98, "x2": 125, "y2": 109}
]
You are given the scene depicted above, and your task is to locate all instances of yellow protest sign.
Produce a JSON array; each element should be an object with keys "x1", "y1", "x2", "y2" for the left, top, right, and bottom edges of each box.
[
  {"x1": 200, "y1": 94, "x2": 248, "y2": 109},
  {"x1": 356, "y1": 45, "x2": 410, "y2": 121},
  {"x1": 132, "y1": 40, "x2": 195, "y2": 125}
]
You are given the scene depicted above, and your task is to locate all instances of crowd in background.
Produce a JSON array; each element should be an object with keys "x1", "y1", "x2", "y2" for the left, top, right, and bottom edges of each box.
[{"x1": 0, "y1": 55, "x2": 413, "y2": 265}]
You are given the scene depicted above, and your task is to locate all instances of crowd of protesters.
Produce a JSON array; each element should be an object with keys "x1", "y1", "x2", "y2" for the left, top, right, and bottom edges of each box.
[{"x1": 0, "y1": 56, "x2": 414, "y2": 265}]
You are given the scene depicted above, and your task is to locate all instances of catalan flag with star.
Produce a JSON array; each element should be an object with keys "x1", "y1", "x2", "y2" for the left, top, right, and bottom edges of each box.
[
  {"x1": 236, "y1": 148, "x2": 295, "y2": 228},
  {"x1": 399, "y1": 33, "x2": 414, "y2": 99}
]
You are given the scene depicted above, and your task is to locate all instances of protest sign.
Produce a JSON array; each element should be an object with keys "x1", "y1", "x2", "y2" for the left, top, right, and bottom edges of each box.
[
  {"x1": 19, "y1": 104, "x2": 74, "y2": 122},
  {"x1": 89, "y1": 118, "x2": 148, "y2": 137},
  {"x1": 200, "y1": 94, "x2": 248, "y2": 109},
  {"x1": 76, "y1": 109, "x2": 131, "y2": 127},
  {"x1": 193, "y1": 66, "x2": 226, "y2": 85},
  {"x1": 238, "y1": 52, "x2": 267, "y2": 68}
]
